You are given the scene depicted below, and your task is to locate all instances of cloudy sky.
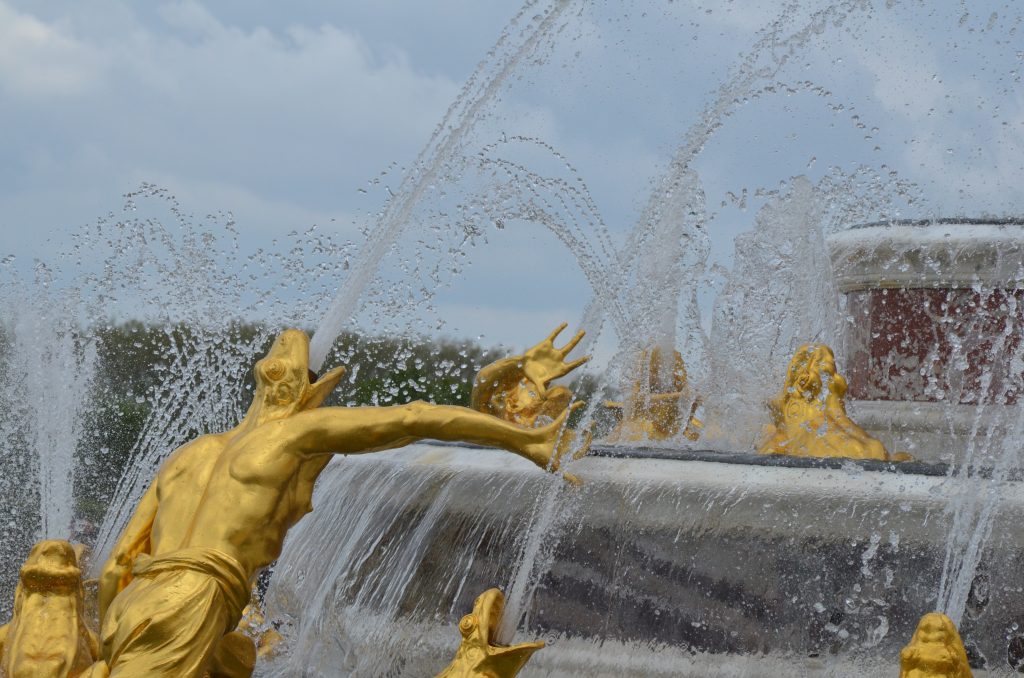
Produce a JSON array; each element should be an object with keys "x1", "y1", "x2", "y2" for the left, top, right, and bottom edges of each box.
[{"x1": 1, "y1": 0, "x2": 1021, "y2": 356}]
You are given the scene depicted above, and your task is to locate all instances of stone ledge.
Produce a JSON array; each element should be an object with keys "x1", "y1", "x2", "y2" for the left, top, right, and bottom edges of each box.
[
  {"x1": 827, "y1": 221, "x2": 1024, "y2": 292},
  {"x1": 267, "y1": 443, "x2": 1024, "y2": 674}
]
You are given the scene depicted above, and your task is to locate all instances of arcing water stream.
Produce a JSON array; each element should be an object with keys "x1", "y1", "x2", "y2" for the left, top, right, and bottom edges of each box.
[{"x1": 307, "y1": 0, "x2": 580, "y2": 371}]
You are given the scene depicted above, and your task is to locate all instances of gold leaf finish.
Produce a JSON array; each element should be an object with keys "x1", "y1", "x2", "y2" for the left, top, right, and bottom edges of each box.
[
  {"x1": 435, "y1": 589, "x2": 543, "y2": 678},
  {"x1": 0, "y1": 540, "x2": 99, "y2": 678},
  {"x1": 759, "y1": 344, "x2": 902, "y2": 460},
  {"x1": 89, "y1": 328, "x2": 576, "y2": 677},
  {"x1": 604, "y1": 346, "x2": 702, "y2": 443},
  {"x1": 899, "y1": 612, "x2": 973, "y2": 678}
]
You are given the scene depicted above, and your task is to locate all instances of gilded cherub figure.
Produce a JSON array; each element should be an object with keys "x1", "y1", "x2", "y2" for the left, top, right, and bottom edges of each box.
[
  {"x1": 603, "y1": 346, "x2": 702, "y2": 443},
  {"x1": 759, "y1": 344, "x2": 906, "y2": 461},
  {"x1": 899, "y1": 612, "x2": 973, "y2": 678},
  {"x1": 0, "y1": 540, "x2": 99, "y2": 678},
  {"x1": 435, "y1": 589, "x2": 543, "y2": 678},
  {"x1": 90, "y1": 328, "x2": 578, "y2": 678}
]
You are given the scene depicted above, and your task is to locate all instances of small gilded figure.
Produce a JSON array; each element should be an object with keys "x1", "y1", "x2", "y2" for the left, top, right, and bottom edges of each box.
[
  {"x1": 603, "y1": 345, "x2": 702, "y2": 443},
  {"x1": 471, "y1": 322, "x2": 589, "y2": 428},
  {"x1": 759, "y1": 343, "x2": 906, "y2": 461},
  {"x1": 471, "y1": 323, "x2": 591, "y2": 478},
  {"x1": 435, "y1": 589, "x2": 543, "y2": 678},
  {"x1": 0, "y1": 540, "x2": 99, "y2": 678},
  {"x1": 899, "y1": 612, "x2": 973, "y2": 678}
]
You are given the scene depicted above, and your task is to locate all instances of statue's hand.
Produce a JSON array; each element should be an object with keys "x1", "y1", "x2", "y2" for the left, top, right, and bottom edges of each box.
[
  {"x1": 522, "y1": 323, "x2": 589, "y2": 392},
  {"x1": 526, "y1": 401, "x2": 588, "y2": 484}
]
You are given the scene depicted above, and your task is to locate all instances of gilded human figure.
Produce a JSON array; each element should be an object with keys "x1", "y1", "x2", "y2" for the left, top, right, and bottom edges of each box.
[
  {"x1": 603, "y1": 346, "x2": 703, "y2": 442},
  {"x1": 91, "y1": 329, "x2": 579, "y2": 677},
  {"x1": 471, "y1": 323, "x2": 589, "y2": 428},
  {"x1": 470, "y1": 324, "x2": 591, "y2": 480}
]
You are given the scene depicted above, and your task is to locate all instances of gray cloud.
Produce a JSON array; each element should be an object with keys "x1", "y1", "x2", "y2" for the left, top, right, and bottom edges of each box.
[{"x1": 1, "y1": 0, "x2": 1022, "y2": 355}]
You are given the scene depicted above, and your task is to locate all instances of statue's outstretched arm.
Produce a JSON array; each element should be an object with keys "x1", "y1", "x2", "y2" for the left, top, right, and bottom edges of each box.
[
  {"x1": 284, "y1": 401, "x2": 579, "y2": 471},
  {"x1": 98, "y1": 480, "x2": 158, "y2": 623}
]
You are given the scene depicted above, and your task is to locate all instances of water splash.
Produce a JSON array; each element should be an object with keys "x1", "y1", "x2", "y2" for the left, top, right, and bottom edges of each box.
[
  {"x1": 0, "y1": 185, "x2": 358, "y2": 580},
  {"x1": 494, "y1": 474, "x2": 581, "y2": 645},
  {"x1": 0, "y1": 0, "x2": 1021, "y2": 672},
  {"x1": 308, "y1": 0, "x2": 580, "y2": 370},
  {"x1": 266, "y1": 451, "x2": 545, "y2": 676},
  {"x1": 0, "y1": 270, "x2": 96, "y2": 541},
  {"x1": 703, "y1": 176, "x2": 840, "y2": 451},
  {"x1": 934, "y1": 286, "x2": 1024, "y2": 624}
]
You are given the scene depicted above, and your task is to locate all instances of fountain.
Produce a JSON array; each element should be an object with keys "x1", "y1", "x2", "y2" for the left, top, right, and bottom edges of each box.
[{"x1": 1, "y1": 1, "x2": 1023, "y2": 676}]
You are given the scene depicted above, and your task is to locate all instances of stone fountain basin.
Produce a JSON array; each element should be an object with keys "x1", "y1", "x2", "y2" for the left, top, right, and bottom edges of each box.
[{"x1": 266, "y1": 443, "x2": 1024, "y2": 676}]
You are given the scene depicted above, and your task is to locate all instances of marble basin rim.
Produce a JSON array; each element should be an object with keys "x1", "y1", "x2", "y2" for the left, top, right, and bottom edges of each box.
[
  {"x1": 827, "y1": 218, "x2": 1024, "y2": 292},
  {"x1": 266, "y1": 442, "x2": 1024, "y2": 676}
]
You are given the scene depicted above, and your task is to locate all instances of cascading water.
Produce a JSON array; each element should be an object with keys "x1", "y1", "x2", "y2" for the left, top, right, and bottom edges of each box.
[
  {"x1": 0, "y1": 273, "x2": 96, "y2": 542},
  {"x1": 481, "y1": 0, "x2": 900, "y2": 648},
  {"x1": 701, "y1": 176, "x2": 841, "y2": 451},
  {"x1": 269, "y1": 1, "x2": 1024, "y2": 672}
]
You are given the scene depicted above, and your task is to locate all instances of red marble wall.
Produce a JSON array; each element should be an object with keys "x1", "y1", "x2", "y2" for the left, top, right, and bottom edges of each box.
[{"x1": 844, "y1": 287, "x2": 1024, "y2": 404}]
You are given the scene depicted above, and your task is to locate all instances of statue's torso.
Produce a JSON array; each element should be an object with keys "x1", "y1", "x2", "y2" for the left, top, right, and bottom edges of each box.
[{"x1": 151, "y1": 422, "x2": 331, "y2": 578}]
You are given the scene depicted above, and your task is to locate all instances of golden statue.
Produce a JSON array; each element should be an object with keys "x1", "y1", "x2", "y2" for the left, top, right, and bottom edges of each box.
[
  {"x1": 471, "y1": 323, "x2": 588, "y2": 428},
  {"x1": 0, "y1": 540, "x2": 99, "y2": 678},
  {"x1": 758, "y1": 344, "x2": 905, "y2": 461},
  {"x1": 471, "y1": 323, "x2": 591, "y2": 479},
  {"x1": 90, "y1": 328, "x2": 580, "y2": 678},
  {"x1": 435, "y1": 589, "x2": 543, "y2": 678},
  {"x1": 603, "y1": 346, "x2": 702, "y2": 442},
  {"x1": 899, "y1": 612, "x2": 973, "y2": 678}
]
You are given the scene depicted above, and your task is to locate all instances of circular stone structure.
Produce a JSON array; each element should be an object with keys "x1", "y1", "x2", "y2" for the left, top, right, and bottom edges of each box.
[
  {"x1": 265, "y1": 443, "x2": 1024, "y2": 676},
  {"x1": 827, "y1": 219, "x2": 1024, "y2": 462}
]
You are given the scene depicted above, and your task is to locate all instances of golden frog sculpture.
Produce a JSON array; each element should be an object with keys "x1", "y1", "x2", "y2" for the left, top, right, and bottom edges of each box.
[
  {"x1": 899, "y1": 612, "x2": 973, "y2": 678},
  {"x1": 603, "y1": 346, "x2": 702, "y2": 442},
  {"x1": 435, "y1": 589, "x2": 543, "y2": 678},
  {"x1": 0, "y1": 540, "x2": 99, "y2": 678},
  {"x1": 759, "y1": 343, "x2": 908, "y2": 461}
]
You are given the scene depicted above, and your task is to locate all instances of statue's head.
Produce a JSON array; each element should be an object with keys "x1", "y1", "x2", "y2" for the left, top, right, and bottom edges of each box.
[
  {"x1": 458, "y1": 588, "x2": 512, "y2": 650},
  {"x1": 504, "y1": 380, "x2": 545, "y2": 423},
  {"x1": 17, "y1": 540, "x2": 82, "y2": 594},
  {"x1": 7, "y1": 540, "x2": 97, "y2": 677},
  {"x1": 253, "y1": 329, "x2": 346, "y2": 417},
  {"x1": 912, "y1": 612, "x2": 962, "y2": 643}
]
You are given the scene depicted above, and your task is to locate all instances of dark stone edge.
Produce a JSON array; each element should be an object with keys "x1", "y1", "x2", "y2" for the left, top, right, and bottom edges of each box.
[
  {"x1": 417, "y1": 439, "x2": 1024, "y2": 481},
  {"x1": 845, "y1": 216, "x2": 1024, "y2": 230},
  {"x1": 587, "y1": 444, "x2": 951, "y2": 477}
]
